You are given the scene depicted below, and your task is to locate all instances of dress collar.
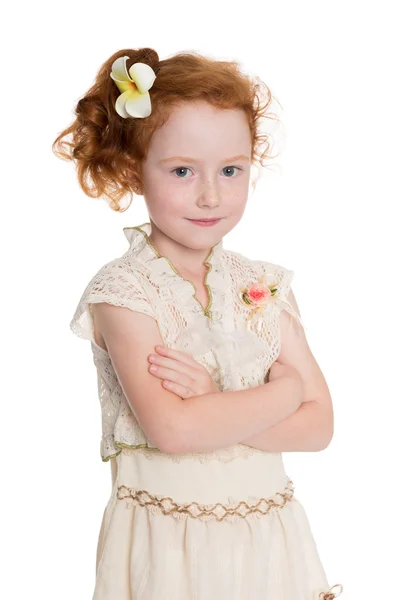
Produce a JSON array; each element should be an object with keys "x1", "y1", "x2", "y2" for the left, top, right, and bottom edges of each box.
[
  {"x1": 122, "y1": 221, "x2": 224, "y2": 275},
  {"x1": 122, "y1": 222, "x2": 264, "y2": 387},
  {"x1": 122, "y1": 221, "x2": 226, "y2": 323}
]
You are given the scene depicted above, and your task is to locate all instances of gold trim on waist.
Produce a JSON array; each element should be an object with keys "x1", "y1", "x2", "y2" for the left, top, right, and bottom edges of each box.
[{"x1": 117, "y1": 478, "x2": 295, "y2": 523}]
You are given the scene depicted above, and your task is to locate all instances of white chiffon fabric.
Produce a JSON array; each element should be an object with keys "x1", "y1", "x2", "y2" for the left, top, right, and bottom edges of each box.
[{"x1": 70, "y1": 222, "x2": 343, "y2": 599}]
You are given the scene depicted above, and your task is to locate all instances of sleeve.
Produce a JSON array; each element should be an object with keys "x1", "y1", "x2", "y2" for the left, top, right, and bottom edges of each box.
[
  {"x1": 274, "y1": 264, "x2": 294, "y2": 304},
  {"x1": 69, "y1": 260, "x2": 156, "y2": 344},
  {"x1": 258, "y1": 261, "x2": 303, "y2": 326}
]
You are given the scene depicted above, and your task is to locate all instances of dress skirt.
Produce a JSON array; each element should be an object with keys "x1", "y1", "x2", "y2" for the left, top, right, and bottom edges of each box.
[{"x1": 92, "y1": 446, "x2": 340, "y2": 600}]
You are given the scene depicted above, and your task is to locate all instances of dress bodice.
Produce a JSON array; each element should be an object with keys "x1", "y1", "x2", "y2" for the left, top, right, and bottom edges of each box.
[{"x1": 70, "y1": 222, "x2": 300, "y2": 462}]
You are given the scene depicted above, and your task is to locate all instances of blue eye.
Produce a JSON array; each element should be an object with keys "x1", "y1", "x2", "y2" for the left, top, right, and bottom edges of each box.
[
  {"x1": 222, "y1": 166, "x2": 240, "y2": 177},
  {"x1": 172, "y1": 166, "x2": 242, "y2": 178},
  {"x1": 174, "y1": 167, "x2": 191, "y2": 178}
]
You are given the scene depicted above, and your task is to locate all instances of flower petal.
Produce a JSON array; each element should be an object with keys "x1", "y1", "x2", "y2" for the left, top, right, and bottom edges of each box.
[
  {"x1": 128, "y1": 62, "x2": 156, "y2": 93},
  {"x1": 115, "y1": 89, "x2": 133, "y2": 119},
  {"x1": 260, "y1": 272, "x2": 278, "y2": 287},
  {"x1": 110, "y1": 56, "x2": 132, "y2": 83},
  {"x1": 113, "y1": 79, "x2": 136, "y2": 95},
  {"x1": 125, "y1": 89, "x2": 152, "y2": 118}
]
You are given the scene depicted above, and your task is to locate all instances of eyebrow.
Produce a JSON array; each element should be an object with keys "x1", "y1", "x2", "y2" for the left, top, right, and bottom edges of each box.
[{"x1": 159, "y1": 155, "x2": 250, "y2": 164}]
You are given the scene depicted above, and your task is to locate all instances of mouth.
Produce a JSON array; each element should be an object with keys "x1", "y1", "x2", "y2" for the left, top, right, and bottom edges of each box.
[{"x1": 187, "y1": 218, "x2": 222, "y2": 222}]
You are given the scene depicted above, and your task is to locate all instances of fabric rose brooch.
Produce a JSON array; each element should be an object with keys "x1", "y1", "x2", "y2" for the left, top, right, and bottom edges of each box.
[
  {"x1": 110, "y1": 55, "x2": 157, "y2": 119},
  {"x1": 239, "y1": 273, "x2": 303, "y2": 331}
]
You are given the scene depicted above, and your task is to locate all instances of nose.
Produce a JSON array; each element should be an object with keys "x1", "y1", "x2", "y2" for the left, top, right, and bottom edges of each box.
[{"x1": 196, "y1": 177, "x2": 221, "y2": 208}]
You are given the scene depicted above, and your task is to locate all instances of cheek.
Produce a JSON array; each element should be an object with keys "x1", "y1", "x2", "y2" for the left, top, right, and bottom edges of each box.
[
  {"x1": 228, "y1": 186, "x2": 249, "y2": 212},
  {"x1": 145, "y1": 188, "x2": 187, "y2": 221}
]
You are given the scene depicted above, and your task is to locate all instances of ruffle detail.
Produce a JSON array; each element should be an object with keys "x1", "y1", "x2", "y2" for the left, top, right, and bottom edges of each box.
[
  {"x1": 118, "y1": 442, "x2": 268, "y2": 464},
  {"x1": 122, "y1": 222, "x2": 265, "y2": 390},
  {"x1": 173, "y1": 319, "x2": 267, "y2": 380}
]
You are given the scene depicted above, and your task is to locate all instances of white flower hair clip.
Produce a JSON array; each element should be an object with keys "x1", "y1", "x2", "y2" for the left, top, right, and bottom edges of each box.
[{"x1": 110, "y1": 55, "x2": 157, "y2": 119}]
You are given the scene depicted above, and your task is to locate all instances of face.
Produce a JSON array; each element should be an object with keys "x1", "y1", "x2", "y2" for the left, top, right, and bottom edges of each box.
[{"x1": 139, "y1": 101, "x2": 252, "y2": 258}]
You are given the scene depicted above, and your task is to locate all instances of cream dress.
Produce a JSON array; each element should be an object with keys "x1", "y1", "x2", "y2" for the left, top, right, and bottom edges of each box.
[{"x1": 70, "y1": 222, "x2": 343, "y2": 600}]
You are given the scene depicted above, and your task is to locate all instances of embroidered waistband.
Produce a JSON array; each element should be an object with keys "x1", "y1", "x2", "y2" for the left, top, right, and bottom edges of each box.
[{"x1": 117, "y1": 478, "x2": 295, "y2": 523}]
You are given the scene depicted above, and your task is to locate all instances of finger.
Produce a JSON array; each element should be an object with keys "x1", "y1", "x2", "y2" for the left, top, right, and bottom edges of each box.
[
  {"x1": 148, "y1": 364, "x2": 194, "y2": 389},
  {"x1": 149, "y1": 354, "x2": 196, "y2": 379},
  {"x1": 154, "y1": 345, "x2": 202, "y2": 369},
  {"x1": 162, "y1": 379, "x2": 193, "y2": 399}
]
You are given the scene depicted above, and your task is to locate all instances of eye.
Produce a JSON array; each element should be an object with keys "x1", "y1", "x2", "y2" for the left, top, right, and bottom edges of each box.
[
  {"x1": 172, "y1": 166, "x2": 242, "y2": 178},
  {"x1": 222, "y1": 166, "x2": 241, "y2": 177},
  {"x1": 173, "y1": 167, "x2": 192, "y2": 178}
]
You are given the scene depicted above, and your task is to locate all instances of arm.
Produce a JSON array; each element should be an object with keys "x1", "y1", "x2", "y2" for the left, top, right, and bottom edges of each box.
[
  {"x1": 241, "y1": 290, "x2": 334, "y2": 452},
  {"x1": 175, "y1": 376, "x2": 303, "y2": 454},
  {"x1": 93, "y1": 302, "x2": 302, "y2": 455},
  {"x1": 240, "y1": 400, "x2": 332, "y2": 452}
]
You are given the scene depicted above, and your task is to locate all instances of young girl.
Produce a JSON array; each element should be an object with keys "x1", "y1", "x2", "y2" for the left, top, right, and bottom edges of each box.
[{"x1": 53, "y1": 48, "x2": 343, "y2": 600}]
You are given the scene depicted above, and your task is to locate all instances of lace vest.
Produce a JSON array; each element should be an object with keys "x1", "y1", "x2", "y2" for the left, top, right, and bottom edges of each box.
[{"x1": 70, "y1": 222, "x2": 300, "y2": 462}]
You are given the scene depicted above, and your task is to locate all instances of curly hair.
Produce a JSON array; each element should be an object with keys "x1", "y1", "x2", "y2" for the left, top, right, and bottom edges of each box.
[{"x1": 52, "y1": 47, "x2": 281, "y2": 212}]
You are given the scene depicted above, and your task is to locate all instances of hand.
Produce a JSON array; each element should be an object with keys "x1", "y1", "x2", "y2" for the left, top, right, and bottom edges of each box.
[{"x1": 148, "y1": 345, "x2": 220, "y2": 398}]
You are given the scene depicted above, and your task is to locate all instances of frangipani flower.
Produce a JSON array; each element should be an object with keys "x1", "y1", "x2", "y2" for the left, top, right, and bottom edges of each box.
[{"x1": 110, "y1": 56, "x2": 157, "y2": 119}]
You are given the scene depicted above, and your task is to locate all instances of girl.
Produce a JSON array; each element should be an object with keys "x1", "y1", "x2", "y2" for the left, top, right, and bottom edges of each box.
[{"x1": 53, "y1": 47, "x2": 343, "y2": 600}]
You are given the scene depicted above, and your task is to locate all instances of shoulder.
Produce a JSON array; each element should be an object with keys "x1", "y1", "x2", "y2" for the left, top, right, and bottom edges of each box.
[
  {"x1": 223, "y1": 248, "x2": 294, "y2": 291},
  {"x1": 79, "y1": 255, "x2": 146, "y2": 297},
  {"x1": 224, "y1": 248, "x2": 299, "y2": 327},
  {"x1": 70, "y1": 255, "x2": 154, "y2": 344},
  {"x1": 256, "y1": 259, "x2": 294, "y2": 295}
]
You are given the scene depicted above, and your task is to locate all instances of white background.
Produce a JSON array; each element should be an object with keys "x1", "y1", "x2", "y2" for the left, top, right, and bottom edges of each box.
[{"x1": 2, "y1": 1, "x2": 399, "y2": 598}]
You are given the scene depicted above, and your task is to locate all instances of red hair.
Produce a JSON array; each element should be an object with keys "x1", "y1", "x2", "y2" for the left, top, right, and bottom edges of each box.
[{"x1": 52, "y1": 48, "x2": 281, "y2": 212}]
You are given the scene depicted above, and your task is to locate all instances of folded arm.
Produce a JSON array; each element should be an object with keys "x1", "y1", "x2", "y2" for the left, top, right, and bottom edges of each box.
[
  {"x1": 93, "y1": 301, "x2": 304, "y2": 455},
  {"x1": 241, "y1": 399, "x2": 332, "y2": 452},
  {"x1": 241, "y1": 290, "x2": 334, "y2": 452}
]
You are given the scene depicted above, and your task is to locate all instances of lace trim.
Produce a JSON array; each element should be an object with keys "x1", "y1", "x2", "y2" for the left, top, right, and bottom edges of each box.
[
  {"x1": 117, "y1": 478, "x2": 295, "y2": 523},
  {"x1": 319, "y1": 584, "x2": 344, "y2": 599},
  {"x1": 124, "y1": 222, "x2": 222, "y2": 319},
  {"x1": 114, "y1": 442, "x2": 268, "y2": 464},
  {"x1": 102, "y1": 449, "x2": 122, "y2": 462}
]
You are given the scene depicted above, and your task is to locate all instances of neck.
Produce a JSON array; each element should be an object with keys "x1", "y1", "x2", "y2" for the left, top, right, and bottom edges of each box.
[{"x1": 146, "y1": 221, "x2": 217, "y2": 276}]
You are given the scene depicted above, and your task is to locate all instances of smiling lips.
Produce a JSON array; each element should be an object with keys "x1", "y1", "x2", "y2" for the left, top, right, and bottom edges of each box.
[
  {"x1": 187, "y1": 218, "x2": 221, "y2": 226},
  {"x1": 187, "y1": 218, "x2": 221, "y2": 221}
]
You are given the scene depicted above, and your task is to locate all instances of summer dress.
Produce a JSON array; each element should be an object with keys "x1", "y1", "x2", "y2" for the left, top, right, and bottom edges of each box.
[{"x1": 70, "y1": 221, "x2": 343, "y2": 600}]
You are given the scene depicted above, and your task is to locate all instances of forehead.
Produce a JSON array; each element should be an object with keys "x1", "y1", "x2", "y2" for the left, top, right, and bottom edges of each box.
[{"x1": 149, "y1": 101, "x2": 251, "y2": 157}]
